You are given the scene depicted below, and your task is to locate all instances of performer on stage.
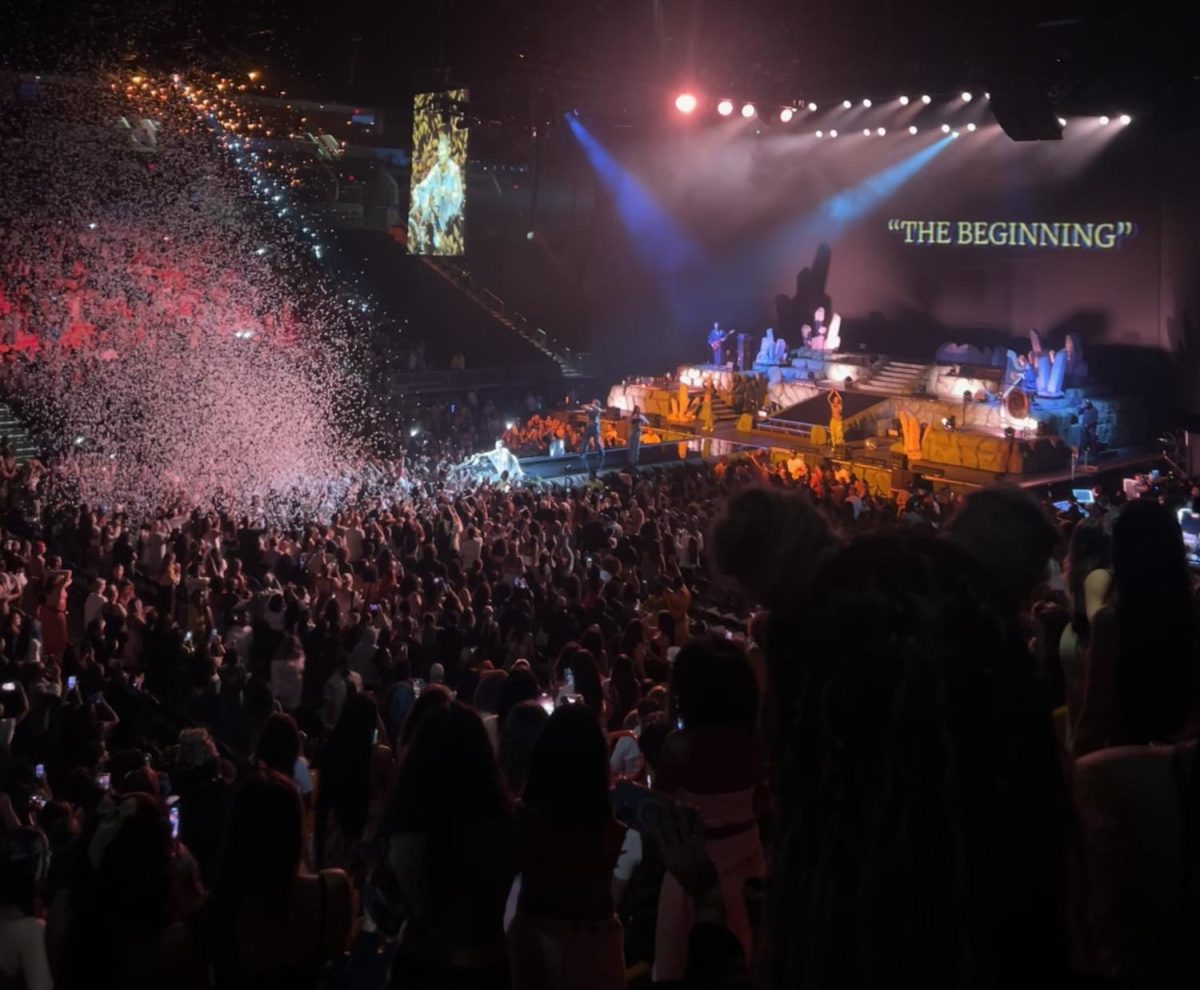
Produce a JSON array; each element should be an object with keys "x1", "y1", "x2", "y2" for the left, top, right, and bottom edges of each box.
[
  {"x1": 699, "y1": 384, "x2": 715, "y2": 433},
  {"x1": 736, "y1": 332, "x2": 751, "y2": 372},
  {"x1": 627, "y1": 405, "x2": 649, "y2": 465},
  {"x1": 1080, "y1": 400, "x2": 1099, "y2": 465},
  {"x1": 827, "y1": 388, "x2": 845, "y2": 448},
  {"x1": 581, "y1": 398, "x2": 605, "y2": 474},
  {"x1": 1019, "y1": 354, "x2": 1038, "y2": 395},
  {"x1": 707, "y1": 322, "x2": 732, "y2": 366}
]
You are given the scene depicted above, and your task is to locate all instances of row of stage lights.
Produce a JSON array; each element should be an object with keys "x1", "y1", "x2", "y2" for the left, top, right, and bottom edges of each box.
[{"x1": 673, "y1": 91, "x2": 1133, "y2": 131}]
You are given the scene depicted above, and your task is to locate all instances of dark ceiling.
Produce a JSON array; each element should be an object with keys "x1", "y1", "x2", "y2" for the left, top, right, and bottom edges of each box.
[{"x1": 3, "y1": 1, "x2": 1199, "y2": 125}]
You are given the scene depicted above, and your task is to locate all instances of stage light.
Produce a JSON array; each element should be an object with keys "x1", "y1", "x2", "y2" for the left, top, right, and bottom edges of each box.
[
  {"x1": 1100, "y1": 115, "x2": 1110, "y2": 125},
  {"x1": 863, "y1": 128, "x2": 872, "y2": 136},
  {"x1": 409, "y1": 426, "x2": 419, "y2": 438},
  {"x1": 741, "y1": 103, "x2": 756, "y2": 118},
  {"x1": 952, "y1": 130, "x2": 960, "y2": 138},
  {"x1": 908, "y1": 125, "x2": 918, "y2": 134},
  {"x1": 1058, "y1": 117, "x2": 1067, "y2": 127},
  {"x1": 966, "y1": 122, "x2": 977, "y2": 132},
  {"x1": 829, "y1": 129, "x2": 838, "y2": 138},
  {"x1": 1120, "y1": 114, "x2": 1132, "y2": 125},
  {"x1": 815, "y1": 129, "x2": 824, "y2": 138},
  {"x1": 779, "y1": 107, "x2": 794, "y2": 123},
  {"x1": 961, "y1": 91, "x2": 973, "y2": 102},
  {"x1": 877, "y1": 126, "x2": 886, "y2": 136},
  {"x1": 899, "y1": 95, "x2": 909, "y2": 106},
  {"x1": 862, "y1": 98, "x2": 872, "y2": 108},
  {"x1": 842, "y1": 99, "x2": 852, "y2": 109},
  {"x1": 941, "y1": 123, "x2": 951, "y2": 133},
  {"x1": 807, "y1": 102, "x2": 818, "y2": 112},
  {"x1": 921, "y1": 94, "x2": 932, "y2": 104},
  {"x1": 716, "y1": 99, "x2": 733, "y2": 116},
  {"x1": 674, "y1": 92, "x2": 698, "y2": 114}
]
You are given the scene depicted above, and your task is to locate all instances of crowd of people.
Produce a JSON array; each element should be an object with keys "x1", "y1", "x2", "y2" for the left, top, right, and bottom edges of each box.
[
  {"x1": 499, "y1": 415, "x2": 583, "y2": 458},
  {"x1": 0, "y1": 434, "x2": 1196, "y2": 989}
]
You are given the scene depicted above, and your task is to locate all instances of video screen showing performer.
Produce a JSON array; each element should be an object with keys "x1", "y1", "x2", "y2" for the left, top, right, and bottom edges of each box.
[{"x1": 407, "y1": 90, "x2": 469, "y2": 256}]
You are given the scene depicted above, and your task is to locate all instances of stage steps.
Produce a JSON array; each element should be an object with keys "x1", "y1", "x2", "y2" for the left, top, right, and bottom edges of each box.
[
  {"x1": 712, "y1": 394, "x2": 738, "y2": 426},
  {"x1": 0, "y1": 404, "x2": 37, "y2": 462},
  {"x1": 858, "y1": 360, "x2": 928, "y2": 395},
  {"x1": 418, "y1": 257, "x2": 587, "y2": 378}
]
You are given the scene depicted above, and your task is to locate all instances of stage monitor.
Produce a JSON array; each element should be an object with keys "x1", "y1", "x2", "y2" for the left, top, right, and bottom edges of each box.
[{"x1": 407, "y1": 89, "x2": 469, "y2": 255}]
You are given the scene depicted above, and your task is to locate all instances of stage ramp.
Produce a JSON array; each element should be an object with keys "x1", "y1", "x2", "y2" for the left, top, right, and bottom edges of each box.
[{"x1": 760, "y1": 390, "x2": 889, "y2": 441}]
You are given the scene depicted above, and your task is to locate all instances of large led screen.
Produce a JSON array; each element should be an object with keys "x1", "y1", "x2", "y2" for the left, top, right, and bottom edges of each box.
[{"x1": 407, "y1": 89, "x2": 468, "y2": 255}]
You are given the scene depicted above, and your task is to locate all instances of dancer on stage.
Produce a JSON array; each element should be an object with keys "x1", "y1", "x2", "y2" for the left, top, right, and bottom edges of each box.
[
  {"x1": 627, "y1": 405, "x2": 649, "y2": 465},
  {"x1": 827, "y1": 388, "x2": 845, "y2": 448},
  {"x1": 581, "y1": 398, "x2": 605, "y2": 474},
  {"x1": 699, "y1": 384, "x2": 715, "y2": 433}
]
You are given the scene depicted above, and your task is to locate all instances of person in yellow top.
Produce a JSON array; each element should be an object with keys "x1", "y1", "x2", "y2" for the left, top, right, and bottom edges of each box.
[
  {"x1": 699, "y1": 384, "x2": 715, "y2": 433},
  {"x1": 827, "y1": 388, "x2": 844, "y2": 447}
]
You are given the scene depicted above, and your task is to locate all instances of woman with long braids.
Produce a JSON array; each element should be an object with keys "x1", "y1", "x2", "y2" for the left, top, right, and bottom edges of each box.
[{"x1": 761, "y1": 532, "x2": 1071, "y2": 990}]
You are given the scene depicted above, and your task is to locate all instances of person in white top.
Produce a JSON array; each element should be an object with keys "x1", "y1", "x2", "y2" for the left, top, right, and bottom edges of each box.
[
  {"x1": 0, "y1": 827, "x2": 53, "y2": 990},
  {"x1": 270, "y1": 635, "x2": 306, "y2": 713},
  {"x1": 343, "y1": 517, "x2": 365, "y2": 563},
  {"x1": 83, "y1": 578, "x2": 107, "y2": 630},
  {"x1": 461, "y1": 525, "x2": 484, "y2": 569}
]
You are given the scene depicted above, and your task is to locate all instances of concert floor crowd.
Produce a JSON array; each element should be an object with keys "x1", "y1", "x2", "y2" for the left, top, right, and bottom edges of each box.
[{"x1": 1, "y1": 426, "x2": 1198, "y2": 989}]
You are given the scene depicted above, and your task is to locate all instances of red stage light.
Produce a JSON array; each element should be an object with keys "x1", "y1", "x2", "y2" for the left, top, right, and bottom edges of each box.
[{"x1": 675, "y1": 93, "x2": 698, "y2": 114}]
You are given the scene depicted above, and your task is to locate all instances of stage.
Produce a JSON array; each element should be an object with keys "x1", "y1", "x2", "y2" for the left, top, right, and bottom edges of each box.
[{"x1": 598, "y1": 334, "x2": 1158, "y2": 495}]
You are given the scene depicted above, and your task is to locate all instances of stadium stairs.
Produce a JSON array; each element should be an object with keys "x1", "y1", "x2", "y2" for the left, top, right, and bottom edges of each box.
[
  {"x1": 419, "y1": 257, "x2": 588, "y2": 378},
  {"x1": 0, "y1": 403, "x2": 37, "y2": 462}
]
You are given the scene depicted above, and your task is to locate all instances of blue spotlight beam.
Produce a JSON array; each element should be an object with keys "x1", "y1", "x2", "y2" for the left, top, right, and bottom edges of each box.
[
  {"x1": 565, "y1": 113, "x2": 704, "y2": 278},
  {"x1": 758, "y1": 134, "x2": 956, "y2": 259}
]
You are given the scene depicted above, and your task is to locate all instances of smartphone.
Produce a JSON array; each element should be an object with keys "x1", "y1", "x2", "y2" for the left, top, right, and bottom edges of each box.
[
  {"x1": 96, "y1": 772, "x2": 111, "y2": 792},
  {"x1": 369, "y1": 603, "x2": 380, "y2": 612},
  {"x1": 29, "y1": 794, "x2": 46, "y2": 812},
  {"x1": 67, "y1": 676, "x2": 77, "y2": 691},
  {"x1": 372, "y1": 728, "x2": 379, "y2": 744},
  {"x1": 412, "y1": 678, "x2": 424, "y2": 699},
  {"x1": 557, "y1": 693, "x2": 585, "y2": 707},
  {"x1": 184, "y1": 631, "x2": 193, "y2": 645},
  {"x1": 34, "y1": 763, "x2": 44, "y2": 780},
  {"x1": 169, "y1": 805, "x2": 180, "y2": 839}
]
